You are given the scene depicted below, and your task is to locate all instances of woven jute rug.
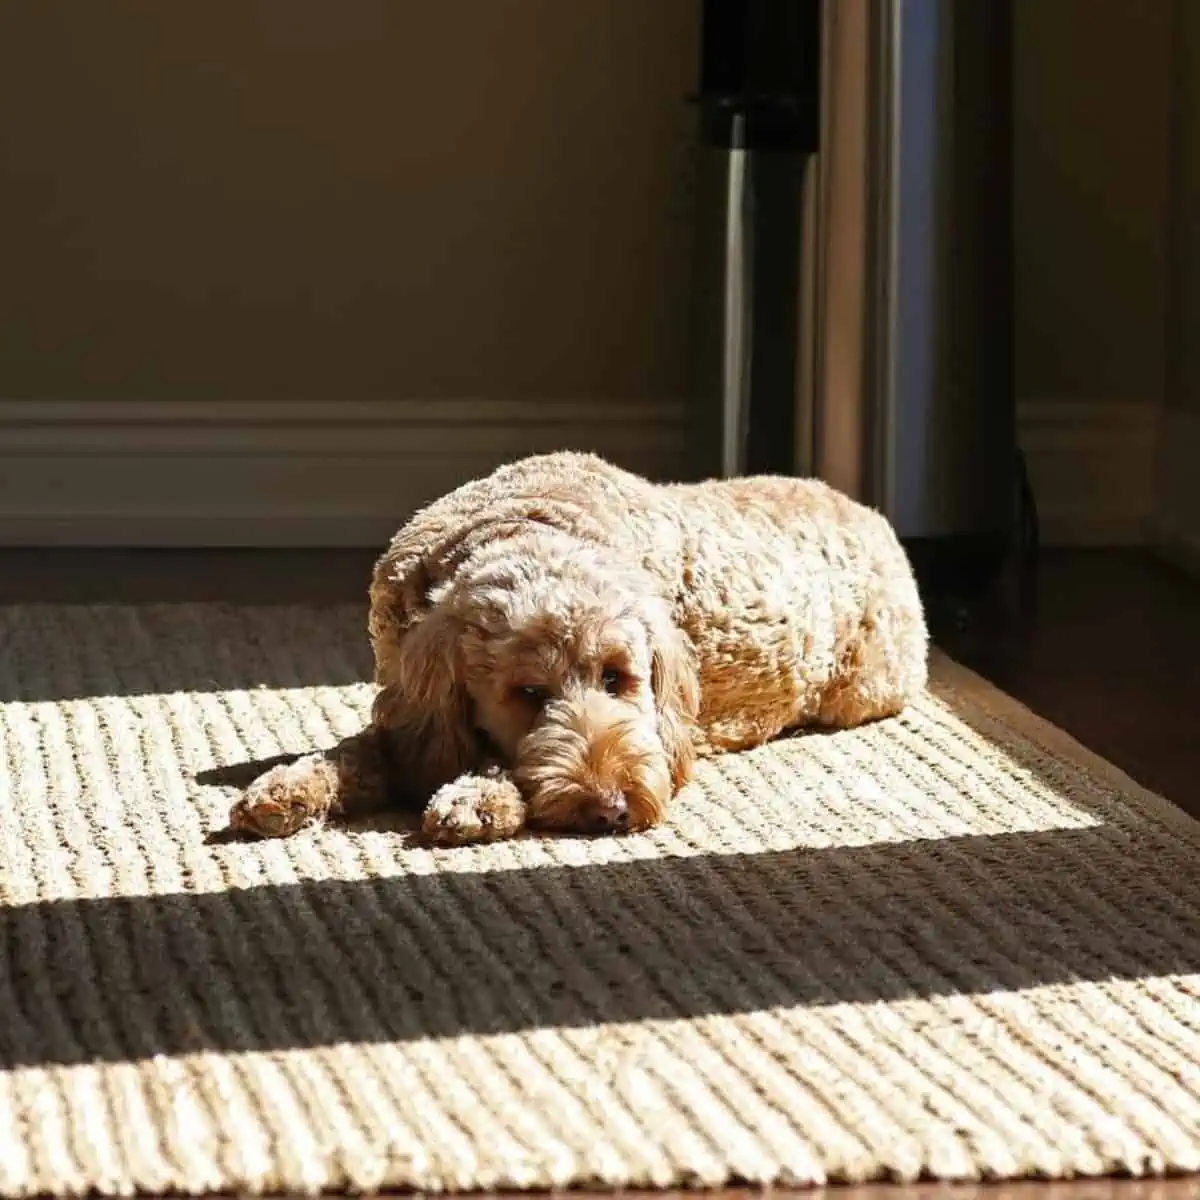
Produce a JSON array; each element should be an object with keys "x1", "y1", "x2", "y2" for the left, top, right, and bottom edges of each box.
[{"x1": 2, "y1": 603, "x2": 1200, "y2": 1196}]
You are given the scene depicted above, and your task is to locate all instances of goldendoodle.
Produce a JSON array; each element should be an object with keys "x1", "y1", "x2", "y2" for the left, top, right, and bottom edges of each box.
[{"x1": 229, "y1": 451, "x2": 929, "y2": 844}]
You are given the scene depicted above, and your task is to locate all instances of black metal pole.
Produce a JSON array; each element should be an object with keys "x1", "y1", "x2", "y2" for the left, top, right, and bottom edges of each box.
[{"x1": 690, "y1": 0, "x2": 821, "y2": 479}]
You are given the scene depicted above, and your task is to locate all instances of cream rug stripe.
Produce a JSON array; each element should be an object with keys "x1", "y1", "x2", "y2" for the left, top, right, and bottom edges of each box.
[{"x1": 1, "y1": 603, "x2": 1199, "y2": 1195}]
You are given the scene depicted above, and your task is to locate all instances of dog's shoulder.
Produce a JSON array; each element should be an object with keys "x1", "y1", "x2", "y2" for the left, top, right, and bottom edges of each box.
[{"x1": 368, "y1": 452, "x2": 650, "y2": 621}]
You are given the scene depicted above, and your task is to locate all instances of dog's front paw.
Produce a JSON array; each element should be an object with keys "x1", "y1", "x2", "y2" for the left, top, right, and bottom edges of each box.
[
  {"x1": 229, "y1": 756, "x2": 334, "y2": 839},
  {"x1": 422, "y1": 772, "x2": 527, "y2": 846}
]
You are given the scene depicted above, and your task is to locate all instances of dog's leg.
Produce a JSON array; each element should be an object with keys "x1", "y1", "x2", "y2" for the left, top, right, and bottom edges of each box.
[
  {"x1": 816, "y1": 593, "x2": 929, "y2": 729},
  {"x1": 228, "y1": 724, "x2": 390, "y2": 839},
  {"x1": 421, "y1": 765, "x2": 527, "y2": 846}
]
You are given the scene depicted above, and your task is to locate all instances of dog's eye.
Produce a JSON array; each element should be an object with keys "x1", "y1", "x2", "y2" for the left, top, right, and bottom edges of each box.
[
  {"x1": 600, "y1": 667, "x2": 627, "y2": 696},
  {"x1": 514, "y1": 684, "x2": 549, "y2": 706}
]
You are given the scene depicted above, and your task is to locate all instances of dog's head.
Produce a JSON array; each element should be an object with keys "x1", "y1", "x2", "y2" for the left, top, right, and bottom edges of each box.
[{"x1": 382, "y1": 540, "x2": 699, "y2": 834}]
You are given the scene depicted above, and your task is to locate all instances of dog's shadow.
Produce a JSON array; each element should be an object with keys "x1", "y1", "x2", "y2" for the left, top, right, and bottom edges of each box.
[
  {"x1": 195, "y1": 753, "x2": 438, "y2": 846},
  {"x1": 194, "y1": 723, "x2": 843, "y2": 847},
  {"x1": 196, "y1": 753, "x2": 301, "y2": 792},
  {"x1": 197, "y1": 753, "x2": 295, "y2": 845}
]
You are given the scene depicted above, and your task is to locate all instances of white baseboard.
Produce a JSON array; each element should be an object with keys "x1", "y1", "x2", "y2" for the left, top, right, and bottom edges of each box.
[
  {"x1": 0, "y1": 399, "x2": 691, "y2": 547},
  {"x1": 0, "y1": 394, "x2": 1167, "y2": 550},
  {"x1": 1017, "y1": 399, "x2": 1161, "y2": 546},
  {"x1": 1147, "y1": 408, "x2": 1200, "y2": 577}
]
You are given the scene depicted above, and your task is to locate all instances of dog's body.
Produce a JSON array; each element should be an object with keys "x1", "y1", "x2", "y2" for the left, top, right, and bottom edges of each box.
[{"x1": 230, "y1": 452, "x2": 928, "y2": 843}]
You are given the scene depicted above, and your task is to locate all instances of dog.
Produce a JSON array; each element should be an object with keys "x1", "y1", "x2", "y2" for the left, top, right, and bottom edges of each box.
[{"x1": 228, "y1": 451, "x2": 929, "y2": 844}]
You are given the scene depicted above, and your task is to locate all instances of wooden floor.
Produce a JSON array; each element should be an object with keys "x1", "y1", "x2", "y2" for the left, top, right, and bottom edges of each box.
[
  {"x1": 1, "y1": 544, "x2": 1198, "y2": 1200},
  {"x1": 936, "y1": 548, "x2": 1200, "y2": 822}
]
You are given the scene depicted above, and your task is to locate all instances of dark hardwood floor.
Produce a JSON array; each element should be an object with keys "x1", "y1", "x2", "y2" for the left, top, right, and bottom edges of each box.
[
  {"x1": 934, "y1": 549, "x2": 1200, "y2": 822},
  {"x1": 2, "y1": 545, "x2": 1198, "y2": 1200}
]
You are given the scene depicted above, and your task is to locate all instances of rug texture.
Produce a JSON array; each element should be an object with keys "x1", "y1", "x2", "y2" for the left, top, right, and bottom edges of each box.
[{"x1": 1, "y1": 602, "x2": 1199, "y2": 1196}]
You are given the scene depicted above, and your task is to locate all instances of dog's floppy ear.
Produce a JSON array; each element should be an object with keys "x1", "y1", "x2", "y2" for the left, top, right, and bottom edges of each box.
[
  {"x1": 369, "y1": 589, "x2": 479, "y2": 801},
  {"x1": 647, "y1": 610, "x2": 700, "y2": 791}
]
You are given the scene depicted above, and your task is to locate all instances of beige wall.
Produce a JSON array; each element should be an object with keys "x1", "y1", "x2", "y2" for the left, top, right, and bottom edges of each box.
[
  {"x1": 0, "y1": 0, "x2": 698, "y2": 405},
  {"x1": 1155, "y1": 0, "x2": 1200, "y2": 569},
  {"x1": 1010, "y1": 0, "x2": 1172, "y2": 546},
  {"x1": 1168, "y1": 0, "x2": 1200, "y2": 415},
  {"x1": 1, "y1": 0, "x2": 1186, "y2": 549},
  {"x1": 1014, "y1": 0, "x2": 1171, "y2": 409},
  {"x1": 2, "y1": 1, "x2": 1175, "y2": 414}
]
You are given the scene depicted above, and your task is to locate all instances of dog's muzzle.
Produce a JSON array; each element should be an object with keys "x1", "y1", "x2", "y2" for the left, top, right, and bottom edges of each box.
[{"x1": 576, "y1": 789, "x2": 629, "y2": 834}]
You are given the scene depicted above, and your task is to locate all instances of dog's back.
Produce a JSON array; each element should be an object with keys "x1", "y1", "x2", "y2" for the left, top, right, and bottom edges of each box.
[{"x1": 654, "y1": 471, "x2": 929, "y2": 749}]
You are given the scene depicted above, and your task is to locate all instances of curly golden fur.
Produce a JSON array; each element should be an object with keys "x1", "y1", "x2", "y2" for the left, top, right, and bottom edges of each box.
[{"x1": 229, "y1": 452, "x2": 929, "y2": 844}]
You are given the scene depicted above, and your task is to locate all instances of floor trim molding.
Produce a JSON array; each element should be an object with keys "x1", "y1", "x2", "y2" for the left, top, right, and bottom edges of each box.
[
  {"x1": 0, "y1": 398, "x2": 691, "y2": 547},
  {"x1": 1147, "y1": 408, "x2": 1200, "y2": 578},
  {"x1": 1017, "y1": 399, "x2": 1160, "y2": 547},
  {"x1": 1, "y1": 395, "x2": 1169, "y2": 551}
]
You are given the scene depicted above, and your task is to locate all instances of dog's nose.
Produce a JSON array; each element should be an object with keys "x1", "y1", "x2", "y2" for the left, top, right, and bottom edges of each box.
[{"x1": 584, "y1": 792, "x2": 629, "y2": 834}]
